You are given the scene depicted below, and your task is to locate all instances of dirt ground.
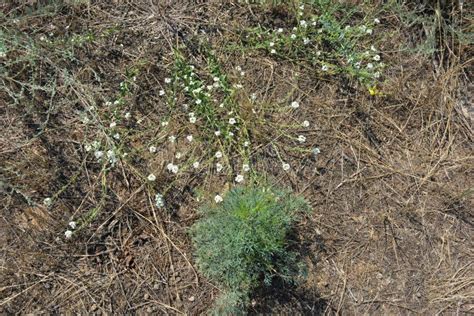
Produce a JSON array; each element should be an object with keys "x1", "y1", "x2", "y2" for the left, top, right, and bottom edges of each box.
[{"x1": 1, "y1": 1, "x2": 473, "y2": 314}]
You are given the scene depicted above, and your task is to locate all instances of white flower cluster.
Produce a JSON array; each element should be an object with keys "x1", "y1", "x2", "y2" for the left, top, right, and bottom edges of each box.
[
  {"x1": 64, "y1": 221, "x2": 77, "y2": 239},
  {"x1": 155, "y1": 193, "x2": 165, "y2": 208}
]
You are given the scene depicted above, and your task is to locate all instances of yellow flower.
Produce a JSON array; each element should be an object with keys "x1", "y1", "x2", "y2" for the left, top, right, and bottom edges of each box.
[{"x1": 368, "y1": 85, "x2": 383, "y2": 96}]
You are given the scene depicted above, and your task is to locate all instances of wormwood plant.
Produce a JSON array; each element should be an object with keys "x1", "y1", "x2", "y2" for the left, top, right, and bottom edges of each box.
[{"x1": 191, "y1": 185, "x2": 309, "y2": 314}]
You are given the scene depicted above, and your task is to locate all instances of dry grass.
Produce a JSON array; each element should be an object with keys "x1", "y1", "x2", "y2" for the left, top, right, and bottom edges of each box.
[{"x1": 1, "y1": 0, "x2": 473, "y2": 314}]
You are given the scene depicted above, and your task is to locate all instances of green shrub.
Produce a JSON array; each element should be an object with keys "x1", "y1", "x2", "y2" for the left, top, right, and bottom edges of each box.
[{"x1": 190, "y1": 185, "x2": 309, "y2": 314}]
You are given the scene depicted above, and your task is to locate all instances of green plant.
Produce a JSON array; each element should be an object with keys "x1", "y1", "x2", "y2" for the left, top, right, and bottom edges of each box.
[
  {"x1": 191, "y1": 184, "x2": 309, "y2": 314},
  {"x1": 237, "y1": 1, "x2": 385, "y2": 90}
]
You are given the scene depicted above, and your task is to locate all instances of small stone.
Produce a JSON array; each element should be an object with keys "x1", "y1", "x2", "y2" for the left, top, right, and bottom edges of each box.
[{"x1": 188, "y1": 296, "x2": 195, "y2": 302}]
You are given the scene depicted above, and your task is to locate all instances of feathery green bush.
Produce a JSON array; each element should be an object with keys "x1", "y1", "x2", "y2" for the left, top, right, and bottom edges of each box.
[{"x1": 191, "y1": 185, "x2": 309, "y2": 314}]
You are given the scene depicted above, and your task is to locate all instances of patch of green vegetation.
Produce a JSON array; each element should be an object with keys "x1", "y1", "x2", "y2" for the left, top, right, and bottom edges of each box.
[
  {"x1": 190, "y1": 184, "x2": 309, "y2": 314},
  {"x1": 236, "y1": 1, "x2": 385, "y2": 90}
]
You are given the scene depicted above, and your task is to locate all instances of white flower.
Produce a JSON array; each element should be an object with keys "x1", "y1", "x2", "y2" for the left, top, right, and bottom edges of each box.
[
  {"x1": 186, "y1": 135, "x2": 193, "y2": 142},
  {"x1": 64, "y1": 230, "x2": 73, "y2": 239},
  {"x1": 148, "y1": 146, "x2": 157, "y2": 153},
  {"x1": 313, "y1": 147, "x2": 321, "y2": 155},
  {"x1": 282, "y1": 163, "x2": 290, "y2": 171},
  {"x1": 94, "y1": 150, "x2": 104, "y2": 159},
  {"x1": 236, "y1": 65, "x2": 242, "y2": 72},
  {"x1": 164, "y1": 77, "x2": 171, "y2": 84},
  {"x1": 113, "y1": 133, "x2": 120, "y2": 140},
  {"x1": 291, "y1": 34, "x2": 297, "y2": 40},
  {"x1": 243, "y1": 141, "x2": 250, "y2": 147},
  {"x1": 367, "y1": 63, "x2": 374, "y2": 69},
  {"x1": 322, "y1": 65, "x2": 329, "y2": 71},
  {"x1": 291, "y1": 101, "x2": 300, "y2": 109},
  {"x1": 106, "y1": 150, "x2": 116, "y2": 161},
  {"x1": 316, "y1": 50, "x2": 322, "y2": 56},
  {"x1": 374, "y1": 18, "x2": 380, "y2": 24},
  {"x1": 171, "y1": 165, "x2": 179, "y2": 174},
  {"x1": 161, "y1": 121, "x2": 169, "y2": 127},
  {"x1": 277, "y1": 28, "x2": 283, "y2": 33},
  {"x1": 371, "y1": 45, "x2": 377, "y2": 52},
  {"x1": 85, "y1": 144, "x2": 92, "y2": 152},
  {"x1": 235, "y1": 174, "x2": 244, "y2": 183},
  {"x1": 229, "y1": 118, "x2": 236, "y2": 125},
  {"x1": 155, "y1": 193, "x2": 165, "y2": 208},
  {"x1": 175, "y1": 152, "x2": 182, "y2": 159},
  {"x1": 215, "y1": 151, "x2": 223, "y2": 159},
  {"x1": 69, "y1": 221, "x2": 77, "y2": 229},
  {"x1": 43, "y1": 197, "x2": 52, "y2": 207},
  {"x1": 366, "y1": 28, "x2": 373, "y2": 35},
  {"x1": 168, "y1": 135, "x2": 176, "y2": 143},
  {"x1": 213, "y1": 76, "x2": 219, "y2": 82},
  {"x1": 300, "y1": 20, "x2": 307, "y2": 27},
  {"x1": 193, "y1": 161, "x2": 200, "y2": 169},
  {"x1": 303, "y1": 120, "x2": 310, "y2": 127},
  {"x1": 373, "y1": 55, "x2": 381, "y2": 61},
  {"x1": 214, "y1": 195, "x2": 223, "y2": 203},
  {"x1": 269, "y1": 42, "x2": 275, "y2": 47},
  {"x1": 159, "y1": 90, "x2": 165, "y2": 96},
  {"x1": 270, "y1": 49, "x2": 276, "y2": 54},
  {"x1": 229, "y1": 132, "x2": 234, "y2": 137},
  {"x1": 303, "y1": 37, "x2": 310, "y2": 45},
  {"x1": 242, "y1": 164, "x2": 250, "y2": 172},
  {"x1": 215, "y1": 130, "x2": 221, "y2": 136},
  {"x1": 189, "y1": 116, "x2": 197, "y2": 123},
  {"x1": 216, "y1": 163, "x2": 223, "y2": 172},
  {"x1": 109, "y1": 122, "x2": 117, "y2": 128},
  {"x1": 195, "y1": 99, "x2": 202, "y2": 105},
  {"x1": 374, "y1": 72, "x2": 381, "y2": 79},
  {"x1": 166, "y1": 163, "x2": 179, "y2": 174},
  {"x1": 298, "y1": 135, "x2": 306, "y2": 143},
  {"x1": 147, "y1": 174, "x2": 156, "y2": 181}
]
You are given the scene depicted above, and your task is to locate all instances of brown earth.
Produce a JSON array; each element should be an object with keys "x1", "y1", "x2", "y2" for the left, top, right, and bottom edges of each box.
[{"x1": 1, "y1": 1, "x2": 473, "y2": 314}]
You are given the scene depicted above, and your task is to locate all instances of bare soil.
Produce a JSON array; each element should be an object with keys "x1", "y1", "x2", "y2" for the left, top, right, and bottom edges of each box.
[{"x1": 1, "y1": 1, "x2": 473, "y2": 314}]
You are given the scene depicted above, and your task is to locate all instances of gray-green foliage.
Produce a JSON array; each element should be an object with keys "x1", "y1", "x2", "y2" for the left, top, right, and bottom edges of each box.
[{"x1": 191, "y1": 185, "x2": 309, "y2": 314}]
